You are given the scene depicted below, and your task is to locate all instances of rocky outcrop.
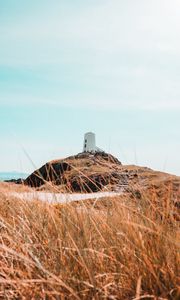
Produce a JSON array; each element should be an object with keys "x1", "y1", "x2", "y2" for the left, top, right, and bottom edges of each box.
[
  {"x1": 65, "y1": 151, "x2": 122, "y2": 165},
  {"x1": 9, "y1": 151, "x2": 179, "y2": 206},
  {"x1": 4, "y1": 178, "x2": 24, "y2": 184},
  {"x1": 24, "y1": 162, "x2": 71, "y2": 188},
  {"x1": 68, "y1": 172, "x2": 118, "y2": 193},
  {"x1": 23, "y1": 151, "x2": 122, "y2": 191}
]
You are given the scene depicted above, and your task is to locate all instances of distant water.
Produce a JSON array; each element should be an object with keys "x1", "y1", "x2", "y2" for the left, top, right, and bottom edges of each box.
[{"x1": 0, "y1": 172, "x2": 28, "y2": 181}]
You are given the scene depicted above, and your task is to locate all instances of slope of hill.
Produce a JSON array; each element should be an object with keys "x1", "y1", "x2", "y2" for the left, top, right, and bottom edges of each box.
[
  {"x1": 24, "y1": 152, "x2": 122, "y2": 191},
  {"x1": 20, "y1": 152, "x2": 180, "y2": 213}
]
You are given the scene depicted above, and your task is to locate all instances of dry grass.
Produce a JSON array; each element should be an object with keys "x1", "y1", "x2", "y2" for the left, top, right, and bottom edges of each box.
[
  {"x1": 0, "y1": 183, "x2": 179, "y2": 299},
  {"x1": 0, "y1": 182, "x2": 31, "y2": 194}
]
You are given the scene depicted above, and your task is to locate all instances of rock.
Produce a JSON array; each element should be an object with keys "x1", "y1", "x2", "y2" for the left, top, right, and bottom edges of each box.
[
  {"x1": 94, "y1": 151, "x2": 121, "y2": 164},
  {"x1": 23, "y1": 152, "x2": 122, "y2": 191},
  {"x1": 15, "y1": 151, "x2": 180, "y2": 203},
  {"x1": 4, "y1": 178, "x2": 24, "y2": 184},
  {"x1": 24, "y1": 162, "x2": 71, "y2": 187},
  {"x1": 69, "y1": 172, "x2": 115, "y2": 193}
]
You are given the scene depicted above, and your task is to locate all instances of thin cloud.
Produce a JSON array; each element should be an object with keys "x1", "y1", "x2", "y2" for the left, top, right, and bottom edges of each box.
[{"x1": 1, "y1": 0, "x2": 180, "y2": 111}]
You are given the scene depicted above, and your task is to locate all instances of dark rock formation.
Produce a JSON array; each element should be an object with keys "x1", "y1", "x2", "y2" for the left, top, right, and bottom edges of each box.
[
  {"x1": 7, "y1": 151, "x2": 180, "y2": 205},
  {"x1": 24, "y1": 152, "x2": 122, "y2": 191},
  {"x1": 69, "y1": 172, "x2": 116, "y2": 193},
  {"x1": 24, "y1": 162, "x2": 71, "y2": 188},
  {"x1": 4, "y1": 178, "x2": 24, "y2": 184}
]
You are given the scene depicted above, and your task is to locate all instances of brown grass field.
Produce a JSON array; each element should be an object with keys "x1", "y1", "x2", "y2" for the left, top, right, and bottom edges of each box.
[{"x1": 0, "y1": 182, "x2": 179, "y2": 299}]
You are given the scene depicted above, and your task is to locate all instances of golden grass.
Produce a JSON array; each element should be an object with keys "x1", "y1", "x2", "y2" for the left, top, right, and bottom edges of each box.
[{"x1": 0, "y1": 184, "x2": 179, "y2": 299}]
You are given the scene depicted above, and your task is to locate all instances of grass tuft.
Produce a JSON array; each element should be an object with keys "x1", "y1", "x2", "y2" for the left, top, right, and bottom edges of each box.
[{"x1": 0, "y1": 183, "x2": 179, "y2": 299}]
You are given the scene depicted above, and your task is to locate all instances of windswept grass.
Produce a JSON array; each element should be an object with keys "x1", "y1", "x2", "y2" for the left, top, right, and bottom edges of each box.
[{"x1": 0, "y1": 184, "x2": 179, "y2": 299}]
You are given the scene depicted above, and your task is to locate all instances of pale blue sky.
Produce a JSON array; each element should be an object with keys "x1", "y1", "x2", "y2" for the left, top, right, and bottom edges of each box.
[{"x1": 0, "y1": 0, "x2": 180, "y2": 175}]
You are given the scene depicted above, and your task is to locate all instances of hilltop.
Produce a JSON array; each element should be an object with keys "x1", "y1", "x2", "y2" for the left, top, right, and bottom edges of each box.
[
  {"x1": 12, "y1": 151, "x2": 178, "y2": 209},
  {"x1": 24, "y1": 151, "x2": 122, "y2": 191}
]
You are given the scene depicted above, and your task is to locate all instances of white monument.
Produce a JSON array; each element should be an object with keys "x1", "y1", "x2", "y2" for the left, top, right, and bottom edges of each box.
[{"x1": 83, "y1": 132, "x2": 103, "y2": 153}]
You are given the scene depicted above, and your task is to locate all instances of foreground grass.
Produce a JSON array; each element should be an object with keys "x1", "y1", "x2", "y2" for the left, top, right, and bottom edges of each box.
[{"x1": 0, "y1": 185, "x2": 179, "y2": 299}]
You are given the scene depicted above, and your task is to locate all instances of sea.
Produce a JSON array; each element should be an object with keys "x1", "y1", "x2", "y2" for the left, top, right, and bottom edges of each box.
[{"x1": 0, "y1": 172, "x2": 28, "y2": 181}]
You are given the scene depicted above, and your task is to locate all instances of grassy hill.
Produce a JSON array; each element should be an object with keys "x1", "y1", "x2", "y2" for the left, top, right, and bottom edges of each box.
[
  {"x1": 22, "y1": 152, "x2": 179, "y2": 197},
  {"x1": 0, "y1": 152, "x2": 179, "y2": 299}
]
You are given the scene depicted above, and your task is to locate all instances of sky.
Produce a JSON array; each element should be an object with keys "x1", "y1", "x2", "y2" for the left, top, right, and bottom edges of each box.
[{"x1": 0, "y1": 0, "x2": 180, "y2": 175}]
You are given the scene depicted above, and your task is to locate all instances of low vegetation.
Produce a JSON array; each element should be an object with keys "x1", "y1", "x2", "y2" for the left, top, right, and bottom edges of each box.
[{"x1": 0, "y1": 182, "x2": 179, "y2": 299}]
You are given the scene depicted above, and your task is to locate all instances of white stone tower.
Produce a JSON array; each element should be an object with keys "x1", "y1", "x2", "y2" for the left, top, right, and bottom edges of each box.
[{"x1": 83, "y1": 132, "x2": 96, "y2": 152}]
